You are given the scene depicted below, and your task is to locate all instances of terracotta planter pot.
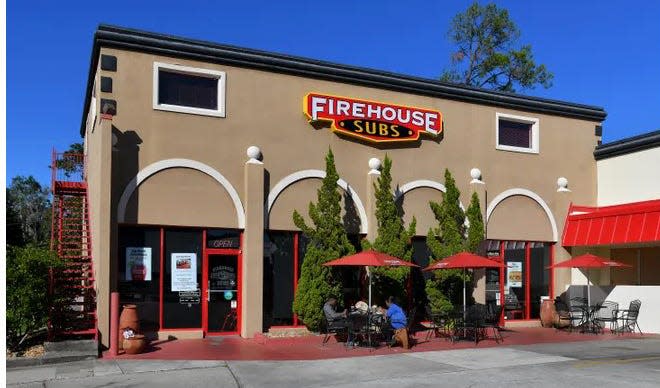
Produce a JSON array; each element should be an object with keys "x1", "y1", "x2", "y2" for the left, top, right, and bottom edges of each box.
[
  {"x1": 123, "y1": 334, "x2": 146, "y2": 355},
  {"x1": 119, "y1": 304, "x2": 140, "y2": 350},
  {"x1": 540, "y1": 300, "x2": 556, "y2": 328}
]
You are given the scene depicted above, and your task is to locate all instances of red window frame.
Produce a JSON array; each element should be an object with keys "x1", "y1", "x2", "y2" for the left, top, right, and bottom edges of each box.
[
  {"x1": 202, "y1": 230, "x2": 242, "y2": 336},
  {"x1": 498, "y1": 240, "x2": 555, "y2": 322},
  {"x1": 119, "y1": 224, "x2": 242, "y2": 335}
]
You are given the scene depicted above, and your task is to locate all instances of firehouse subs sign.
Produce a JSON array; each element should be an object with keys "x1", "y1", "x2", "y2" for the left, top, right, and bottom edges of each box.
[{"x1": 304, "y1": 93, "x2": 443, "y2": 143}]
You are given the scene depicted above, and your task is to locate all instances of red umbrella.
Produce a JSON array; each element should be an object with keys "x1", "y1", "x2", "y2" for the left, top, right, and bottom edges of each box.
[
  {"x1": 548, "y1": 253, "x2": 630, "y2": 307},
  {"x1": 424, "y1": 252, "x2": 506, "y2": 271},
  {"x1": 423, "y1": 252, "x2": 505, "y2": 319},
  {"x1": 325, "y1": 250, "x2": 419, "y2": 267},
  {"x1": 324, "y1": 250, "x2": 418, "y2": 307}
]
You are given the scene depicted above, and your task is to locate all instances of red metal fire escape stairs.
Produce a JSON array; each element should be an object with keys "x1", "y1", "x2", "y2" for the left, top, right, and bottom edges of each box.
[{"x1": 49, "y1": 150, "x2": 98, "y2": 339}]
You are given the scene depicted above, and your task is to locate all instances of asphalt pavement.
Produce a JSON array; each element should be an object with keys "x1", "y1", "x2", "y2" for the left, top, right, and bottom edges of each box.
[{"x1": 7, "y1": 337, "x2": 660, "y2": 387}]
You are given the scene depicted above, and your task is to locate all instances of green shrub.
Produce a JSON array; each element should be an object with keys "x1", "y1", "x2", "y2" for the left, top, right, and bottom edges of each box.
[
  {"x1": 362, "y1": 155, "x2": 416, "y2": 304},
  {"x1": 6, "y1": 245, "x2": 62, "y2": 350},
  {"x1": 426, "y1": 169, "x2": 469, "y2": 313},
  {"x1": 292, "y1": 149, "x2": 355, "y2": 331}
]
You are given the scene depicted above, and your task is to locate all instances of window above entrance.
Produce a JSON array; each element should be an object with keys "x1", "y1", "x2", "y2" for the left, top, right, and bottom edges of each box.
[
  {"x1": 496, "y1": 112, "x2": 539, "y2": 154},
  {"x1": 153, "y1": 62, "x2": 226, "y2": 117}
]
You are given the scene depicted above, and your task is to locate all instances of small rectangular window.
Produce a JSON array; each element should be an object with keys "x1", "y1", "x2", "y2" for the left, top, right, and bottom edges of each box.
[
  {"x1": 496, "y1": 113, "x2": 539, "y2": 154},
  {"x1": 153, "y1": 62, "x2": 226, "y2": 117},
  {"x1": 158, "y1": 71, "x2": 218, "y2": 110},
  {"x1": 499, "y1": 120, "x2": 531, "y2": 148}
]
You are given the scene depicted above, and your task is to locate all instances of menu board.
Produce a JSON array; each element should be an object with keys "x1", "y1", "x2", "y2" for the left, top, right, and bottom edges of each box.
[
  {"x1": 507, "y1": 261, "x2": 522, "y2": 288},
  {"x1": 171, "y1": 253, "x2": 197, "y2": 291},
  {"x1": 126, "y1": 247, "x2": 151, "y2": 281}
]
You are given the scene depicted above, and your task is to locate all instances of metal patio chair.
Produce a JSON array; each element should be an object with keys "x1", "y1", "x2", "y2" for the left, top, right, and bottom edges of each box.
[
  {"x1": 554, "y1": 298, "x2": 586, "y2": 332},
  {"x1": 593, "y1": 301, "x2": 618, "y2": 333},
  {"x1": 614, "y1": 299, "x2": 643, "y2": 335},
  {"x1": 482, "y1": 303, "x2": 503, "y2": 343},
  {"x1": 321, "y1": 316, "x2": 349, "y2": 347}
]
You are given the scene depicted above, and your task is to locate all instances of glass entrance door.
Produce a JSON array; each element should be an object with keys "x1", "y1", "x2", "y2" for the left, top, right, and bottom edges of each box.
[{"x1": 206, "y1": 254, "x2": 239, "y2": 333}]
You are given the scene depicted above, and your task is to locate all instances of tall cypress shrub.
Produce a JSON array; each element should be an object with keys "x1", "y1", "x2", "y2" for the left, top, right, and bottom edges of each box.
[
  {"x1": 425, "y1": 169, "x2": 468, "y2": 313},
  {"x1": 465, "y1": 192, "x2": 485, "y2": 253},
  {"x1": 292, "y1": 149, "x2": 355, "y2": 331},
  {"x1": 362, "y1": 156, "x2": 416, "y2": 303}
]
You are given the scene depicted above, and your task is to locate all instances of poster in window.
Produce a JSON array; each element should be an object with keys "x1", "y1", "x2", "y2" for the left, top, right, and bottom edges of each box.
[
  {"x1": 126, "y1": 247, "x2": 152, "y2": 281},
  {"x1": 172, "y1": 253, "x2": 197, "y2": 291},
  {"x1": 507, "y1": 261, "x2": 522, "y2": 288}
]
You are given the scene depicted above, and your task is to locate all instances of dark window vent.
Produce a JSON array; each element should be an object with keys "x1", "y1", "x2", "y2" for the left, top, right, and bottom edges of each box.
[{"x1": 100, "y1": 55, "x2": 117, "y2": 71}]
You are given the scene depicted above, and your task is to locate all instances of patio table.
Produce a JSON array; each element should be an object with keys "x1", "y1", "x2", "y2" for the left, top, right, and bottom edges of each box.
[
  {"x1": 347, "y1": 311, "x2": 383, "y2": 348},
  {"x1": 573, "y1": 304, "x2": 604, "y2": 333}
]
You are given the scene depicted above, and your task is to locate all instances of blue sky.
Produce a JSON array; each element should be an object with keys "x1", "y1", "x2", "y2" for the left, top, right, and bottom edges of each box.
[{"x1": 7, "y1": 1, "x2": 660, "y2": 185}]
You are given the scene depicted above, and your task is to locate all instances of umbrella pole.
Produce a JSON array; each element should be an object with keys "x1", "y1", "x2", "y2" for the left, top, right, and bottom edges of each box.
[
  {"x1": 367, "y1": 266, "x2": 372, "y2": 308},
  {"x1": 463, "y1": 268, "x2": 467, "y2": 339},
  {"x1": 463, "y1": 268, "x2": 466, "y2": 321},
  {"x1": 587, "y1": 269, "x2": 591, "y2": 308},
  {"x1": 367, "y1": 266, "x2": 372, "y2": 348}
]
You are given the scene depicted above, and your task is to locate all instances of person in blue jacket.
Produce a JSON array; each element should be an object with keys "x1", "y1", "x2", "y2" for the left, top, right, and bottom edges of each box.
[{"x1": 384, "y1": 296, "x2": 408, "y2": 347}]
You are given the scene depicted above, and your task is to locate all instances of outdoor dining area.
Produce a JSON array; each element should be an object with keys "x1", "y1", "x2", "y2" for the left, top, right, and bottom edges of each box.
[
  {"x1": 320, "y1": 250, "x2": 508, "y2": 350},
  {"x1": 319, "y1": 250, "x2": 644, "y2": 351},
  {"x1": 549, "y1": 254, "x2": 643, "y2": 335}
]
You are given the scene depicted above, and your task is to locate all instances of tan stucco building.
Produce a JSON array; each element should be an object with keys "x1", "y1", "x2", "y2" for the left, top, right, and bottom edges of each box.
[{"x1": 78, "y1": 25, "x2": 611, "y2": 347}]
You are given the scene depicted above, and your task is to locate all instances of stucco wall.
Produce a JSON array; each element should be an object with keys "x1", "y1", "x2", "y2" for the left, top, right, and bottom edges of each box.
[
  {"x1": 99, "y1": 47, "x2": 600, "y2": 235},
  {"x1": 597, "y1": 148, "x2": 660, "y2": 206},
  {"x1": 487, "y1": 195, "x2": 555, "y2": 241}
]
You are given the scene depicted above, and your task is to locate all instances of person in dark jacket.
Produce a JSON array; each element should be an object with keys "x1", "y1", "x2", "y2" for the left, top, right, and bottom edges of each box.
[{"x1": 323, "y1": 298, "x2": 355, "y2": 346}]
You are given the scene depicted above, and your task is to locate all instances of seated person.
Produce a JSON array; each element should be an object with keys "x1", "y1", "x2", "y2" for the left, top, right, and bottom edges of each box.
[
  {"x1": 323, "y1": 297, "x2": 355, "y2": 345},
  {"x1": 323, "y1": 297, "x2": 347, "y2": 322},
  {"x1": 383, "y1": 296, "x2": 409, "y2": 349}
]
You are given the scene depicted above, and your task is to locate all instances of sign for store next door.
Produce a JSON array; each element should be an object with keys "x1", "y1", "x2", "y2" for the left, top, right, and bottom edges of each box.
[{"x1": 304, "y1": 93, "x2": 443, "y2": 143}]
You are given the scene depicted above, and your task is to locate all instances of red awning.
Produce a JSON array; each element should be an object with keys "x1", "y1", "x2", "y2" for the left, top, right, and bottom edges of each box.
[{"x1": 562, "y1": 199, "x2": 660, "y2": 247}]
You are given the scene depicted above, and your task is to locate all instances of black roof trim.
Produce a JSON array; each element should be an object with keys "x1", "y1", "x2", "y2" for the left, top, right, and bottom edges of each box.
[
  {"x1": 594, "y1": 130, "x2": 660, "y2": 160},
  {"x1": 80, "y1": 24, "x2": 607, "y2": 136}
]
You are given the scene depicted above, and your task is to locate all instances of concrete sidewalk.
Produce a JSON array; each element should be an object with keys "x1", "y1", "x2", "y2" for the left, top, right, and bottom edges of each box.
[{"x1": 7, "y1": 338, "x2": 660, "y2": 387}]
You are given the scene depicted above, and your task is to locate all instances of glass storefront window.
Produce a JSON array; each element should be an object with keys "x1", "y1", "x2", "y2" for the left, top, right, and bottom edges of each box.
[
  {"x1": 263, "y1": 232, "x2": 296, "y2": 328},
  {"x1": 118, "y1": 227, "x2": 161, "y2": 332},
  {"x1": 504, "y1": 242, "x2": 526, "y2": 320},
  {"x1": 484, "y1": 240, "x2": 501, "y2": 307},
  {"x1": 163, "y1": 229, "x2": 203, "y2": 328},
  {"x1": 529, "y1": 243, "x2": 550, "y2": 319}
]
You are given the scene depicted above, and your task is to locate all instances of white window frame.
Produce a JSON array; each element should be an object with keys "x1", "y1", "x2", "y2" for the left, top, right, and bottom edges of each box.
[
  {"x1": 495, "y1": 112, "x2": 540, "y2": 154},
  {"x1": 153, "y1": 62, "x2": 226, "y2": 117}
]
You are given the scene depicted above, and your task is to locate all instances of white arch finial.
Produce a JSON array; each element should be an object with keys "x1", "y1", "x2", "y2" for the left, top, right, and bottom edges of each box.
[
  {"x1": 117, "y1": 159, "x2": 245, "y2": 228},
  {"x1": 486, "y1": 188, "x2": 558, "y2": 242},
  {"x1": 266, "y1": 169, "x2": 368, "y2": 234}
]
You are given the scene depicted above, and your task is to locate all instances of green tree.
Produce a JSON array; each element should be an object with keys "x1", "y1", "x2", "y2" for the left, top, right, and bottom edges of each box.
[
  {"x1": 440, "y1": 1, "x2": 553, "y2": 92},
  {"x1": 362, "y1": 156, "x2": 416, "y2": 304},
  {"x1": 6, "y1": 245, "x2": 62, "y2": 350},
  {"x1": 425, "y1": 169, "x2": 468, "y2": 313},
  {"x1": 465, "y1": 192, "x2": 485, "y2": 253},
  {"x1": 292, "y1": 149, "x2": 355, "y2": 331},
  {"x1": 6, "y1": 190, "x2": 25, "y2": 247},
  {"x1": 7, "y1": 176, "x2": 51, "y2": 247},
  {"x1": 55, "y1": 142, "x2": 84, "y2": 178}
]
